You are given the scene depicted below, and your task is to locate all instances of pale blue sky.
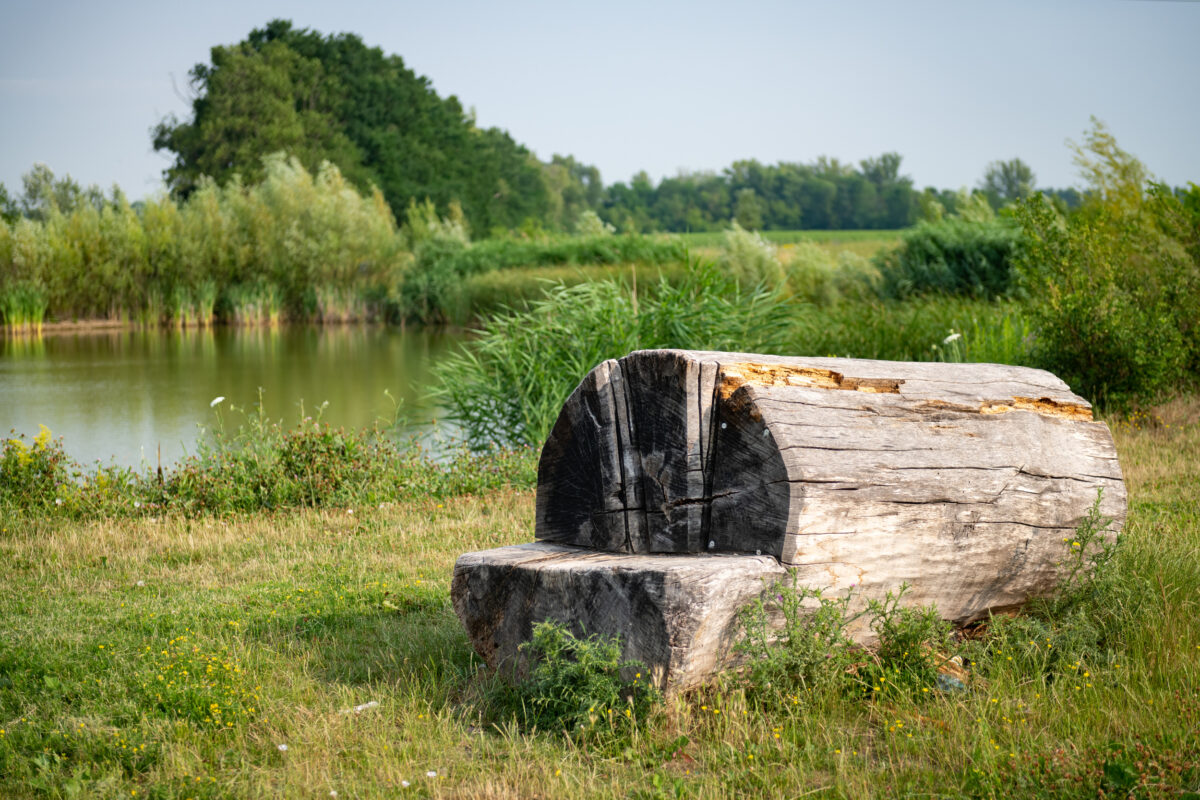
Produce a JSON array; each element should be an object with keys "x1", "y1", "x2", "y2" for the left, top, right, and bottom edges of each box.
[{"x1": 2, "y1": 0, "x2": 1198, "y2": 201}]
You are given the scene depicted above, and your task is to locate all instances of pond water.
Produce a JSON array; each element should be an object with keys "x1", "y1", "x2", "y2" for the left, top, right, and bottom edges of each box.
[{"x1": 0, "y1": 325, "x2": 466, "y2": 469}]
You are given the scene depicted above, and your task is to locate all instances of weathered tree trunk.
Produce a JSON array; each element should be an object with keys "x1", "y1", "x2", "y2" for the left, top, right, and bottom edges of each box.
[
  {"x1": 454, "y1": 349, "x2": 1127, "y2": 690},
  {"x1": 534, "y1": 349, "x2": 1125, "y2": 625}
]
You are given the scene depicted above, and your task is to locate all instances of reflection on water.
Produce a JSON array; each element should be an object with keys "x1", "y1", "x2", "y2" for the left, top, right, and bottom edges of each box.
[{"x1": 0, "y1": 325, "x2": 464, "y2": 468}]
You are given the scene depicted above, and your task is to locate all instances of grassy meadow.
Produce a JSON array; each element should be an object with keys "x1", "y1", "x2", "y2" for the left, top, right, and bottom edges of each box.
[{"x1": 1, "y1": 399, "x2": 1197, "y2": 799}]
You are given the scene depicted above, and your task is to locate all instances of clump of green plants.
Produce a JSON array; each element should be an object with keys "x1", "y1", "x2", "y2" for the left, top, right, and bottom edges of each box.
[
  {"x1": 0, "y1": 156, "x2": 404, "y2": 326},
  {"x1": 782, "y1": 241, "x2": 880, "y2": 305},
  {"x1": 717, "y1": 221, "x2": 785, "y2": 287},
  {"x1": 397, "y1": 223, "x2": 686, "y2": 324},
  {"x1": 137, "y1": 635, "x2": 259, "y2": 730},
  {"x1": 1015, "y1": 120, "x2": 1200, "y2": 406},
  {"x1": 0, "y1": 404, "x2": 538, "y2": 521},
  {"x1": 736, "y1": 580, "x2": 861, "y2": 706},
  {"x1": 0, "y1": 425, "x2": 71, "y2": 510},
  {"x1": 575, "y1": 209, "x2": 615, "y2": 237},
  {"x1": 490, "y1": 621, "x2": 659, "y2": 739},
  {"x1": 156, "y1": 401, "x2": 536, "y2": 514},
  {"x1": 875, "y1": 215, "x2": 1025, "y2": 299},
  {"x1": 436, "y1": 257, "x2": 798, "y2": 448},
  {"x1": 736, "y1": 576, "x2": 955, "y2": 710},
  {"x1": 0, "y1": 280, "x2": 48, "y2": 332},
  {"x1": 971, "y1": 491, "x2": 1136, "y2": 683}
]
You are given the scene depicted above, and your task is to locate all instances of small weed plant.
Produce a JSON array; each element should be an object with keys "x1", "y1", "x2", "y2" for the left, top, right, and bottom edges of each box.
[
  {"x1": 737, "y1": 576, "x2": 955, "y2": 709},
  {"x1": 494, "y1": 621, "x2": 660, "y2": 740},
  {"x1": 973, "y1": 490, "x2": 1137, "y2": 684}
]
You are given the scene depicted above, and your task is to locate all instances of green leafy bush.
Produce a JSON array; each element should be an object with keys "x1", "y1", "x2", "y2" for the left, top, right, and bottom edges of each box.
[
  {"x1": 782, "y1": 242, "x2": 880, "y2": 305},
  {"x1": 876, "y1": 216, "x2": 1025, "y2": 299},
  {"x1": 717, "y1": 221, "x2": 785, "y2": 287},
  {"x1": 0, "y1": 425, "x2": 71, "y2": 510},
  {"x1": 1015, "y1": 121, "x2": 1200, "y2": 406},
  {"x1": 496, "y1": 621, "x2": 659, "y2": 737},
  {"x1": 1016, "y1": 195, "x2": 1193, "y2": 404},
  {"x1": 737, "y1": 576, "x2": 955, "y2": 709},
  {"x1": 859, "y1": 588, "x2": 954, "y2": 695},
  {"x1": 737, "y1": 580, "x2": 862, "y2": 706}
]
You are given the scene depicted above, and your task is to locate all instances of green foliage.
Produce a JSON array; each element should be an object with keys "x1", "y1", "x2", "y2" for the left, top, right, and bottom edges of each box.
[
  {"x1": 794, "y1": 296, "x2": 1030, "y2": 364},
  {"x1": 782, "y1": 242, "x2": 881, "y2": 305},
  {"x1": 494, "y1": 621, "x2": 659, "y2": 737},
  {"x1": 397, "y1": 233, "x2": 685, "y2": 324},
  {"x1": 717, "y1": 221, "x2": 785, "y2": 286},
  {"x1": 602, "y1": 155, "x2": 918, "y2": 233},
  {"x1": 979, "y1": 158, "x2": 1036, "y2": 207},
  {"x1": 737, "y1": 580, "x2": 862, "y2": 705},
  {"x1": 436, "y1": 258, "x2": 797, "y2": 448},
  {"x1": 157, "y1": 402, "x2": 535, "y2": 515},
  {"x1": 152, "y1": 40, "x2": 366, "y2": 197},
  {"x1": 1012, "y1": 120, "x2": 1199, "y2": 405},
  {"x1": 860, "y1": 589, "x2": 954, "y2": 694},
  {"x1": 155, "y1": 19, "x2": 549, "y2": 233},
  {"x1": 970, "y1": 492, "x2": 1139, "y2": 689},
  {"x1": 876, "y1": 216, "x2": 1025, "y2": 299},
  {"x1": 0, "y1": 158, "x2": 403, "y2": 324},
  {"x1": 1016, "y1": 194, "x2": 1194, "y2": 405},
  {"x1": 0, "y1": 405, "x2": 537, "y2": 520},
  {"x1": 0, "y1": 426, "x2": 70, "y2": 510},
  {"x1": 574, "y1": 209, "x2": 614, "y2": 237},
  {"x1": 737, "y1": 578, "x2": 954, "y2": 709},
  {"x1": 0, "y1": 279, "x2": 48, "y2": 332}
]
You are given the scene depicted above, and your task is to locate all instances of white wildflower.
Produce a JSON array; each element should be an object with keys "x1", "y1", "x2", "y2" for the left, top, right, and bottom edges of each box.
[
  {"x1": 943, "y1": 331, "x2": 962, "y2": 345},
  {"x1": 277, "y1": 743, "x2": 288, "y2": 752},
  {"x1": 210, "y1": 396, "x2": 225, "y2": 407}
]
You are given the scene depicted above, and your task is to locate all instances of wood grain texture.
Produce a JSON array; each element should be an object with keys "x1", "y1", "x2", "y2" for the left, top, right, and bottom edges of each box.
[
  {"x1": 533, "y1": 349, "x2": 1126, "y2": 624},
  {"x1": 451, "y1": 542, "x2": 786, "y2": 690}
]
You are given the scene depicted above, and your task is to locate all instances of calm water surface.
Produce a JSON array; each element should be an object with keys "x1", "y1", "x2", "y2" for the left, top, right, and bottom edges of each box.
[{"x1": 0, "y1": 325, "x2": 465, "y2": 469}]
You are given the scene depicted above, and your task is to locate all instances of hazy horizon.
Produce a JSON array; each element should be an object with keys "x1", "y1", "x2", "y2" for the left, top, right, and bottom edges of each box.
[{"x1": 2, "y1": 0, "x2": 1198, "y2": 202}]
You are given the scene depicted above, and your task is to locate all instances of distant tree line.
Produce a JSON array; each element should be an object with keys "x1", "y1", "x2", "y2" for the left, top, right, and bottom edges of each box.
[{"x1": 0, "y1": 19, "x2": 1139, "y2": 237}]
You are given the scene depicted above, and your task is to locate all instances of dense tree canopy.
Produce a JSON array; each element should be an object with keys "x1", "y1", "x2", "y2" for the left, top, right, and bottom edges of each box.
[
  {"x1": 148, "y1": 19, "x2": 1089, "y2": 235},
  {"x1": 599, "y1": 155, "x2": 918, "y2": 232},
  {"x1": 154, "y1": 19, "x2": 549, "y2": 233}
]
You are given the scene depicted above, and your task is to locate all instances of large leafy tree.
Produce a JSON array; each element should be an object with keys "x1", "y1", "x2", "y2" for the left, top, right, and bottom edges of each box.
[
  {"x1": 154, "y1": 19, "x2": 549, "y2": 232},
  {"x1": 979, "y1": 158, "x2": 1036, "y2": 207}
]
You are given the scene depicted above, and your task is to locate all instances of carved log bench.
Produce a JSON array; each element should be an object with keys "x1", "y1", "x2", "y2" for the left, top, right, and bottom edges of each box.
[{"x1": 452, "y1": 349, "x2": 1126, "y2": 690}]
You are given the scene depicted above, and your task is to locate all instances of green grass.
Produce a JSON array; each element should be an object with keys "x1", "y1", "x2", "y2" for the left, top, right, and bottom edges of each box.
[{"x1": 1, "y1": 399, "x2": 1198, "y2": 797}]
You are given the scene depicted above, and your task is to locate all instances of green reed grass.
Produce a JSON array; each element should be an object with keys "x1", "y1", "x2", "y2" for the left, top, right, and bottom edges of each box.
[
  {"x1": 436, "y1": 257, "x2": 798, "y2": 449},
  {"x1": 0, "y1": 280, "x2": 48, "y2": 333},
  {"x1": 0, "y1": 155, "x2": 403, "y2": 326}
]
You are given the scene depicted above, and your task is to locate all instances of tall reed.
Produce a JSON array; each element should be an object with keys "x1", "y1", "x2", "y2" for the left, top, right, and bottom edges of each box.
[{"x1": 0, "y1": 155, "x2": 404, "y2": 326}]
